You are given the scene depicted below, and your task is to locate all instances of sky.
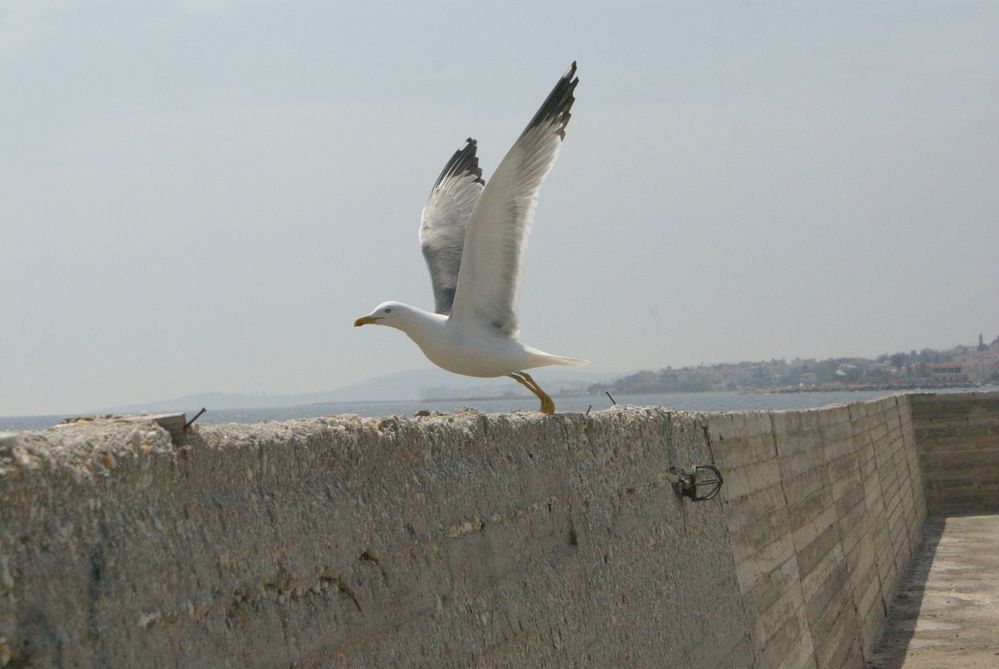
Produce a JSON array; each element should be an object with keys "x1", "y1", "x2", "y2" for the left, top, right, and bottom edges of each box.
[{"x1": 2, "y1": 1, "x2": 998, "y2": 416}]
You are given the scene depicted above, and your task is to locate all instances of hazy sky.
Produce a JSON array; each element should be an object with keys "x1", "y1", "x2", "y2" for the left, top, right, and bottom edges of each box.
[{"x1": 2, "y1": 1, "x2": 998, "y2": 416}]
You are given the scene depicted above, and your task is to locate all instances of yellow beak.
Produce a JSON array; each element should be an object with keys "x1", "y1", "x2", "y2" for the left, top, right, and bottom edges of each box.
[{"x1": 354, "y1": 315, "x2": 382, "y2": 327}]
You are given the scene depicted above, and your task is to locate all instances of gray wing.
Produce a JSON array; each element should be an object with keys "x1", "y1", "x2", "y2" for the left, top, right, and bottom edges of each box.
[
  {"x1": 419, "y1": 138, "x2": 486, "y2": 314},
  {"x1": 449, "y1": 62, "x2": 578, "y2": 338}
]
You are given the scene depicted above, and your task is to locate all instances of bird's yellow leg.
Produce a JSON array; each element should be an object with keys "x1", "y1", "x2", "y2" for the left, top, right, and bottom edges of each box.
[
  {"x1": 519, "y1": 372, "x2": 556, "y2": 415},
  {"x1": 509, "y1": 372, "x2": 555, "y2": 415}
]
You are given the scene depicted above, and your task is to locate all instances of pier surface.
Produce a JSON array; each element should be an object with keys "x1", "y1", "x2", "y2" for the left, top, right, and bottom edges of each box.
[{"x1": 870, "y1": 514, "x2": 999, "y2": 668}]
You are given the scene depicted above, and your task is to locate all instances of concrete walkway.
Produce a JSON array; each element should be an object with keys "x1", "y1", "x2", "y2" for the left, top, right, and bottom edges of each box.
[{"x1": 869, "y1": 514, "x2": 999, "y2": 668}]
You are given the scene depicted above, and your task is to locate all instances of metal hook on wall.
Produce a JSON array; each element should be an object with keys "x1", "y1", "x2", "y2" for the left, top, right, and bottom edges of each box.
[{"x1": 662, "y1": 418, "x2": 724, "y2": 502}]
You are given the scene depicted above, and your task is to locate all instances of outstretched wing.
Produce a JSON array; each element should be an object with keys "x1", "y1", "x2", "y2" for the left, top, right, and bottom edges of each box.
[
  {"x1": 448, "y1": 62, "x2": 578, "y2": 339},
  {"x1": 419, "y1": 138, "x2": 486, "y2": 315}
]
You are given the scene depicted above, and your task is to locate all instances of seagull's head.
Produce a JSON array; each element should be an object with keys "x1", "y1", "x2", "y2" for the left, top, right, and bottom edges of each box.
[{"x1": 354, "y1": 301, "x2": 411, "y2": 330}]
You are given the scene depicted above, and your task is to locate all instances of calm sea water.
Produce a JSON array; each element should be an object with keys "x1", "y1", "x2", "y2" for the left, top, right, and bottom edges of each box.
[{"x1": 3, "y1": 387, "x2": 995, "y2": 432}]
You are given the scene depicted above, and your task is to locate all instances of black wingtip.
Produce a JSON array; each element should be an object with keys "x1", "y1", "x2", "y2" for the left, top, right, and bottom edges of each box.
[
  {"x1": 524, "y1": 62, "x2": 579, "y2": 141},
  {"x1": 431, "y1": 137, "x2": 484, "y2": 191}
]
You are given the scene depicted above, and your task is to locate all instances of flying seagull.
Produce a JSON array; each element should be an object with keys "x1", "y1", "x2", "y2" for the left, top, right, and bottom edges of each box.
[{"x1": 354, "y1": 62, "x2": 586, "y2": 415}]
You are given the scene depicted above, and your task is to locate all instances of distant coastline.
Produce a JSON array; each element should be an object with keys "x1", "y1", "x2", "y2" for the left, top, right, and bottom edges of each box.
[
  {"x1": 755, "y1": 382, "x2": 980, "y2": 394},
  {"x1": 426, "y1": 382, "x2": 981, "y2": 403},
  {"x1": 6, "y1": 336, "x2": 996, "y2": 429},
  {"x1": 589, "y1": 339, "x2": 999, "y2": 397}
]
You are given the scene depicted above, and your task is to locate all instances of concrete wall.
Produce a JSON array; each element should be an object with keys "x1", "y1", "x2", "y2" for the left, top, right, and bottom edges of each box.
[
  {"x1": 909, "y1": 392, "x2": 999, "y2": 514},
  {"x1": 708, "y1": 395, "x2": 925, "y2": 669},
  {"x1": 0, "y1": 396, "x2": 932, "y2": 668},
  {"x1": 0, "y1": 409, "x2": 752, "y2": 668}
]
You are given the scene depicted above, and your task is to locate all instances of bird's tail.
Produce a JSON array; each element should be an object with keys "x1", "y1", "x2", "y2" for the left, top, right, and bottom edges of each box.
[{"x1": 547, "y1": 355, "x2": 589, "y2": 367}]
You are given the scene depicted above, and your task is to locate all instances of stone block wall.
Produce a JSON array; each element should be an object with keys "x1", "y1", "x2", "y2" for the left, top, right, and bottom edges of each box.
[
  {"x1": 0, "y1": 393, "x2": 950, "y2": 668},
  {"x1": 705, "y1": 395, "x2": 925, "y2": 669},
  {"x1": 909, "y1": 392, "x2": 999, "y2": 514}
]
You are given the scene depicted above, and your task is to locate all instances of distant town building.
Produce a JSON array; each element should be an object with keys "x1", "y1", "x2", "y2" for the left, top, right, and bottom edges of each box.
[
  {"x1": 586, "y1": 336, "x2": 996, "y2": 396},
  {"x1": 929, "y1": 361, "x2": 965, "y2": 382}
]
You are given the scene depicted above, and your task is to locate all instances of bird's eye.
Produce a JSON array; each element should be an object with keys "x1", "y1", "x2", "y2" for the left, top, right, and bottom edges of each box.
[{"x1": 384, "y1": 308, "x2": 392, "y2": 314}]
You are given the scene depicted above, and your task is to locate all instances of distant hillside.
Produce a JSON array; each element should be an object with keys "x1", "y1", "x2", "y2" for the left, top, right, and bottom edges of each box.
[{"x1": 589, "y1": 342, "x2": 997, "y2": 395}]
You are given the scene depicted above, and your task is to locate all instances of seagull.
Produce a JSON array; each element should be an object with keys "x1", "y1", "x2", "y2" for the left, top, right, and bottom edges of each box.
[{"x1": 354, "y1": 62, "x2": 586, "y2": 415}]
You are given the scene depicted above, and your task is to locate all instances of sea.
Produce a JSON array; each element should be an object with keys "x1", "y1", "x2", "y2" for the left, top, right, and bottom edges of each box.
[{"x1": 3, "y1": 386, "x2": 996, "y2": 432}]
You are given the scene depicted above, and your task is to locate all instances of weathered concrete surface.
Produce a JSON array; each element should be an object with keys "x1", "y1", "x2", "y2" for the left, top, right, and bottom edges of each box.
[
  {"x1": 2, "y1": 393, "x2": 976, "y2": 668},
  {"x1": 868, "y1": 514, "x2": 999, "y2": 668},
  {"x1": 909, "y1": 392, "x2": 999, "y2": 514},
  {"x1": 0, "y1": 408, "x2": 751, "y2": 668},
  {"x1": 706, "y1": 395, "x2": 926, "y2": 669}
]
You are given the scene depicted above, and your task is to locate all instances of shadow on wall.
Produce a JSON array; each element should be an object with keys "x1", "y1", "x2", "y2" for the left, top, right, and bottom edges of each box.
[{"x1": 867, "y1": 517, "x2": 946, "y2": 669}]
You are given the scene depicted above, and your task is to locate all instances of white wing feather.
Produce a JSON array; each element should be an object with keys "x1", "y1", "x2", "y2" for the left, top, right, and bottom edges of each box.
[
  {"x1": 419, "y1": 139, "x2": 485, "y2": 314},
  {"x1": 449, "y1": 62, "x2": 578, "y2": 338}
]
